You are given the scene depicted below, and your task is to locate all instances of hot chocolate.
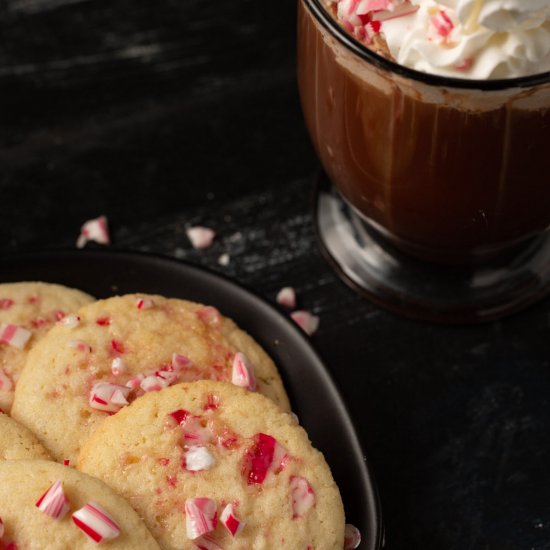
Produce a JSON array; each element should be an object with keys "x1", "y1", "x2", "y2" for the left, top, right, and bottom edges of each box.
[{"x1": 298, "y1": 0, "x2": 550, "y2": 263}]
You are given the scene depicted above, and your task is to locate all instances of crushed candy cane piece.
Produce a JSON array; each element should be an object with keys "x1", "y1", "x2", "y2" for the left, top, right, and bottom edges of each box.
[
  {"x1": 430, "y1": 9, "x2": 454, "y2": 38},
  {"x1": 187, "y1": 226, "x2": 216, "y2": 250},
  {"x1": 182, "y1": 416, "x2": 214, "y2": 446},
  {"x1": 172, "y1": 353, "x2": 192, "y2": 370},
  {"x1": 111, "y1": 339, "x2": 125, "y2": 354},
  {"x1": 371, "y1": 2, "x2": 419, "y2": 21},
  {"x1": 4, "y1": 543, "x2": 18, "y2": 550},
  {"x1": 68, "y1": 340, "x2": 92, "y2": 353},
  {"x1": 185, "y1": 498, "x2": 218, "y2": 540},
  {"x1": 217, "y1": 253, "x2": 230, "y2": 266},
  {"x1": 155, "y1": 369, "x2": 178, "y2": 385},
  {"x1": 136, "y1": 297, "x2": 154, "y2": 310},
  {"x1": 72, "y1": 501, "x2": 120, "y2": 544},
  {"x1": 289, "y1": 476, "x2": 316, "y2": 519},
  {"x1": 344, "y1": 523, "x2": 362, "y2": 549},
  {"x1": 0, "y1": 298, "x2": 14, "y2": 310},
  {"x1": 276, "y1": 287, "x2": 296, "y2": 308},
  {"x1": 96, "y1": 316, "x2": 111, "y2": 326},
  {"x1": 140, "y1": 375, "x2": 169, "y2": 393},
  {"x1": 196, "y1": 306, "x2": 221, "y2": 327},
  {"x1": 89, "y1": 382, "x2": 131, "y2": 413},
  {"x1": 203, "y1": 394, "x2": 219, "y2": 411},
  {"x1": 290, "y1": 310, "x2": 320, "y2": 336},
  {"x1": 184, "y1": 446, "x2": 216, "y2": 472},
  {"x1": 231, "y1": 352, "x2": 256, "y2": 392},
  {"x1": 35, "y1": 480, "x2": 70, "y2": 519},
  {"x1": 242, "y1": 433, "x2": 288, "y2": 485},
  {"x1": 110, "y1": 389, "x2": 129, "y2": 406},
  {"x1": 220, "y1": 503, "x2": 245, "y2": 537},
  {"x1": 125, "y1": 373, "x2": 144, "y2": 390},
  {"x1": 59, "y1": 314, "x2": 80, "y2": 328},
  {"x1": 111, "y1": 357, "x2": 127, "y2": 376},
  {"x1": 0, "y1": 369, "x2": 13, "y2": 392},
  {"x1": 76, "y1": 215, "x2": 110, "y2": 249},
  {"x1": 0, "y1": 324, "x2": 31, "y2": 350},
  {"x1": 63, "y1": 459, "x2": 71, "y2": 466},
  {"x1": 54, "y1": 310, "x2": 66, "y2": 321},
  {"x1": 169, "y1": 409, "x2": 190, "y2": 425}
]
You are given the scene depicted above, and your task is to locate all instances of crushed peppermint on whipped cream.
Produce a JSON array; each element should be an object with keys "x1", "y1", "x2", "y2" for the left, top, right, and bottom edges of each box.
[{"x1": 326, "y1": 0, "x2": 550, "y2": 78}]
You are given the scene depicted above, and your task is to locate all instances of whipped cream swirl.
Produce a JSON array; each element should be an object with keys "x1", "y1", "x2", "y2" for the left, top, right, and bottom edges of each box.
[{"x1": 330, "y1": 0, "x2": 550, "y2": 79}]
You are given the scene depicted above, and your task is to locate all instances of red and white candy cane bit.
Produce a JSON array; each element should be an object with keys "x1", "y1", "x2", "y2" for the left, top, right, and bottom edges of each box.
[
  {"x1": 185, "y1": 498, "x2": 218, "y2": 540},
  {"x1": 186, "y1": 226, "x2": 216, "y2": 250},
  {"x1": 110, "y1": 389, "x2": 129, "y2": 406},
  {"x1": 155, "y1": 369, "x2": 179, "y2": 385},
  {"x1": 172, "y1": 353, "x2": 192, "y2": 370},
  {"x1": 289, "y1": 476, "x2": 316, "y2": 519},
  {"x1": 96, "y1": 316, "x2": 111, "y2": 327},
  {"x1": 136, "y1": 297, "x2": 155, "y2": 310},
  {"x1": 89, "y1": 382, "x2": 131, "y2": 413},
  {"x1": 184, "y1": 446, "x2": 216, "y2": 472},
  {"x1": 111, "y1": 357, "x2": 127, "y2": 376},
  {"x1": 169, "y1": 408, "x2": 190, "y2": 425},
  {"x1": 290, "y1": 310, "x2": 320, "y2": 336},
  {"x1": 54, "y1": 310, "x2": 66, "y2": 322},
  {"x1": 0, "y1": 369, "x2": 13, "y2": 392},
  {"x1": 363, "y1": 0, "x2": 392, "y2": 10},
  {"x1": 182, "y1": 416, "x2": 214, "y2": 446},
  {"x1": 140, "y1": 375, "x2": 169, "y2": 393},
  {"x1": 371, "y1": 2, "x2": 418, "y2": 21},
  {"x1": 0, "y1": 298, "x2": 14, "y2": 310},
  {"x1": 63, "y1": 459, "x2": 71, "y2": 466},
  {"x1": 242, "y1": 433, "x2": 288, "y2": 485},
  {"x1": 430, "y1": 9, "x2": 454, "y2": 38},
  {"x1": 58, "y1": 314, "x2": 80, "y2": 328},
  {"x1": 111, "y1": 339, "x2": 125, "y2": 354},
  {"x1": 276, "y1": 286, "x2": 296, "y2": 309},
  {"x1": 76, "y1": 215, "x2": 110, "y2": 249},
  {"x1": 68, "y1": 339, "x2": 92, "y2": 353},
  {"x1": 455, "y1": 57, "x2": 474, "y2": 72},
  {"x1": 35, "y1": 480, "x2": 70, "y2": 520},
  {"x1": 72, "y1": 501, "x2": 120, "y2": 544},
  {"x1": 0, "y1": 324, "x2": 32, "y2": 350},
  {"x1": 220, "y1": 503, "x2": 245, "y2": 537},
  {"x1": 196, "y1": 306, "x2": 222, "y2": 327},
  {"x1": 344, "y1": 523, "x2": 362, "y2": 549},
  {"x1": 231, "y1": 352, "x2": 256, "y2": 392},
  {"x1": 364, "y1": 19, "x2": 382, "y2": 41},
  {"x1": 125, "y1": 373, "x2": 144, "y2": 391}
]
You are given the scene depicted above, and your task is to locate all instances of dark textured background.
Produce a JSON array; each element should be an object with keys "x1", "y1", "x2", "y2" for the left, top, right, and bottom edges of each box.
[{"x1": 1, "y1": 1, "x2": 550, "y2": 548}]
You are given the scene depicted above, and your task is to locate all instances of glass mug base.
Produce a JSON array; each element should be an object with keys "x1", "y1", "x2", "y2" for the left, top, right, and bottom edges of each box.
[{"x1": 314, "y1": 171, "x2": 550, "y2": 324}]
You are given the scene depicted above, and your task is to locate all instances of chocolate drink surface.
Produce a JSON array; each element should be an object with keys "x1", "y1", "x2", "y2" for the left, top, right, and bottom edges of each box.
[{"x1": 297, "y1": 0, "x2": 550, "y2": 263}]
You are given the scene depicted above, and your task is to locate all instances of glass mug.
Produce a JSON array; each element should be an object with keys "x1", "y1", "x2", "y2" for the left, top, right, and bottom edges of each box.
[{"x1": 297, "y1": 0, "x2": 550, "y2": 322}]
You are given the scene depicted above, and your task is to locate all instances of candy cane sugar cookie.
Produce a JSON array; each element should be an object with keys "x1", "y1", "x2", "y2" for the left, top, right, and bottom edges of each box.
[
  {"x1": 11, "y1": 294, "x2": 291, "y2": 462},
  {"x1": 78, "y1": 381, "x2": 345, "y2": 550},
  {"x1": 0, "y1": 459, "x2": 161, "y2": 549},
  {"x1": 0, "y1": 282, "x2": 95, "y2": 413},
  {"x1": 0, "y1": 413, "x2": 51, "y2": 460}
]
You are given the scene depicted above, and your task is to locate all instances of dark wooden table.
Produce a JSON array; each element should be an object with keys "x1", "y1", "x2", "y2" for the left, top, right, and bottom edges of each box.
[{"x1": 1, "y1": 1, "x2": 549, "y2": 549}]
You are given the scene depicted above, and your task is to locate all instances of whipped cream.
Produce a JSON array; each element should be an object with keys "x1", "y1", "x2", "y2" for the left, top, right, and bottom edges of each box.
[{"x1": 329, "y1": 0, "x2": 550, "y2": 79}]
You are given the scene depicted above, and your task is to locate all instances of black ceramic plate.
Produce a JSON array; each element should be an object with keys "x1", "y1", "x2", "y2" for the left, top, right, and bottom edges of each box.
[{"x1": 0, "y1": 249, "x2": 382, "y2": 549}]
